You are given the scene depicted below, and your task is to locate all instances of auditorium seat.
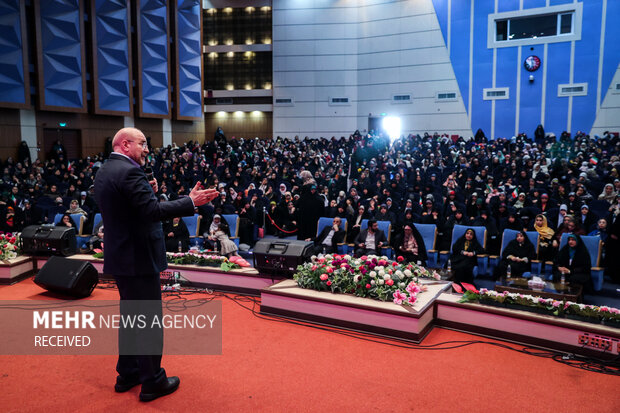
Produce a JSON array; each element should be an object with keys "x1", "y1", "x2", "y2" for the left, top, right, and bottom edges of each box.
[
  {"x1": 413, "y1": 223, "x2": 438, "y2": 268},
  {"x1": 222, "y1": 214, "x2": 240, "y2": 247},
  {"x1": 440, "y1": 224, "x2": 488, "y2": 276},
  {"x1": 182, "y1": 214, "x2": 203, "y2": 248},
  {"x1": 316, "y1": 217, "x2": 348, "y2": 254},
  {"x1": 488, "y1": 229, "x2": 539, "y2": 278}
]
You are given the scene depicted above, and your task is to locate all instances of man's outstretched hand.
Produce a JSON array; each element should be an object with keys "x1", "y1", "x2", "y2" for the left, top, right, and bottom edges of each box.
[{"x1": 189, "y1": 182, "x2": 219, "y2": 206}]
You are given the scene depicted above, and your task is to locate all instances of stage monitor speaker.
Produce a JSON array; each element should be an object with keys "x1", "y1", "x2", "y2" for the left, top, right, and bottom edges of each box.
[
  {"x1": 253, "y1": 239, "x2": 313, "y2": 277},
  {"x1": 21, "y1": 225, "x2": 77, "y2": 256},
  {"x1": 34, "y1": 256, "x2": 99, "y2": 298}
]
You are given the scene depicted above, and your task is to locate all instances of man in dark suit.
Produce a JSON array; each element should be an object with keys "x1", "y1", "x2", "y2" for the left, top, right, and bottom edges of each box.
[
  {"x1": 310, "y1": 216, "x2": 346, "y2": 254},
  {"x1": 94, "y1": 128, "x2": 218, "y2": 402},
  {"x1": 354, "y1": 219, "x2": 387, "y2": 257}
]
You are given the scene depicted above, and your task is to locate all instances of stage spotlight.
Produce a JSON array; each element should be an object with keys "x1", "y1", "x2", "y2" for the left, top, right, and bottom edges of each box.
[{"x1": 382, "y1": 116, "x2": 401, "y2": 141}]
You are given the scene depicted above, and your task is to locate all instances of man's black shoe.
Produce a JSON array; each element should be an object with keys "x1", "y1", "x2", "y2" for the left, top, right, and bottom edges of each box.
[
  {"x1": 139, "y1": 376, "x2": 180, "y2": 402},
  {"x1": 114, "y1": 375, "x2": 141, "y2": 393}
]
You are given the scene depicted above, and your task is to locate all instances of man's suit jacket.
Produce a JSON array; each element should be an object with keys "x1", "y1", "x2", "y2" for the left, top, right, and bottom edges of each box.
[
  {"x1": 315, "y1": 225, "x2": 345, "y2": 249},
  {"x1": 354, "y1": 228, "x2": 387, "y2": 253},
  {"x1": 94, "y1": 153, "x2": 195, "y2": 277}
]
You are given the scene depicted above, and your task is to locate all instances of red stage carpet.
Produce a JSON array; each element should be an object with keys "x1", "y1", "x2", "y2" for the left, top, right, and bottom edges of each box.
[{"x1": 0, "y1": 278, "x2": 618, "y2": 412}]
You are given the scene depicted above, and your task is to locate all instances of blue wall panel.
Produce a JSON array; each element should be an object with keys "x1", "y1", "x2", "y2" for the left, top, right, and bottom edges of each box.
[
  {"x1": 92, "y1": 0, "x2": 131, "y2": 115},
  {"x1": 0, "y1": 0, "x2": 28, "y2": 107},
  {"x1": 601, "y1": 0, "x2": 620, "y2": 108},
  {"x1": 429, "y1": 0, "x2": 620, "y2": 137},
  {"x1": 523, "y1": 0, "x2": 548, "y2": 9},
  {"x1": 495, "y1": 47, "x2": 518, "y2": 137},
  {"x1": 37, "y1": 0, "x2": 86, "y2": 110},
  {"x1": 470, "y1": 0, "x2": 493, "y2": 136},
  {"x1": 544, "y1": 41, "x2": 571, "y2": 134},
  {"x1": 448, "y1": 0, "x2": 471, "y2": 112},
  {"x1": 519, "y1": 45, "x2": 544, "y2": 135},
  {"x1": 138, "y1": 0, "x2": 170, "y2": 117},
  {"x1": 497, "y1": 0, "x2": 519, "y2": 13},
  {"x1": 175, "y1": 0, "x2": 203, "y2": 120},
  {"x1": 572, "y1": 0, "x2": 602, "y2": 134}
]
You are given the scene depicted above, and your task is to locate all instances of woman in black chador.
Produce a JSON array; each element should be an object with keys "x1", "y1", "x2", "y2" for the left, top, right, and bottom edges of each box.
[
  {"x1": 450, "y1": 228, "x2": 484, "y2": 285},
  {"x1": 394, "y1": 224, "x2": 428, "y2": 266},
  {"x1": 493, "y1": 230, "x2": 536, "y2": 280},
  {"x1": 552, "y1": 234, "x2": 593, "y2": 293}
]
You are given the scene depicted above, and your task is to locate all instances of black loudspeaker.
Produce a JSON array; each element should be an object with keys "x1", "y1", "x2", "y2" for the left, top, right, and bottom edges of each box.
[
  {"x1": 21, "y1": 225, "x2": 77, "y2": 256},
  {"x1": 34, "y1": 256, "x2": 99, "y2": 298},
  {"x1": 253, "y1": 239, "x2": 314, "y2": 277}
]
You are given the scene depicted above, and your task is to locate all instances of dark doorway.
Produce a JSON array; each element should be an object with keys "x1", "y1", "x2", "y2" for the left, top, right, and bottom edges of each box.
[
  {"x1": 368, "y1": 116, "x2": 385, "y2": 136},
  {"x1": 43, "y1": 128, "x2": 82, "y2": 161}
]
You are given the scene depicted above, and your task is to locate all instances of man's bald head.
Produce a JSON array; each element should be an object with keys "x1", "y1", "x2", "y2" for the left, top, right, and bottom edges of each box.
[
  {"x1": 112, "y1": 127, "x2": 148, "y2": 166},
  {"x1": 112, "y1": 128, "x2": 143, "y2": 150}
]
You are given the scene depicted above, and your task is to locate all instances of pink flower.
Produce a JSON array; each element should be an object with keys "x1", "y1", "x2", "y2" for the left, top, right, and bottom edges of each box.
[
  {"x1": 318, "y1": 257, "x2": 325, "y2": 263},
  {"x1": 361, "y1": 255, "x2": 368, "y2": 261},
  {"x1": 311, "y1": 265, "x2": 318, "y2": 271},
  {"x1": 392, "y1": 262, "x2": 398, "y2": 267},
  {"x1": 386, "y1": 279, "x2": 394, "y2": 286},
  {"x1": 393, "y1": 290, "x2": 407, "y2": 305},
  {"x1": 326, "y1": 266, "x2": 334, "y2": 273},
  {"x1": 366, "y1": 283, "x2": 372, "y2": 289},
  {"x1": 320, "y1": 273, "x2": 328, "y2": 281},
  {"x1": 378, "y1": 259, "x2": 387, "y2": 266},
  {"x1": 397, "y1": 256, "x2": 404, "y2": 262},
  {"x1": 326, "y1": 281, "x2": 332, "y2": 286},
  {"x1": 407, "y1": 295, "x2": 417, "y2": 305},
  {"x1": 406, "y1": 283, "x2": 421, "y2": 294}
]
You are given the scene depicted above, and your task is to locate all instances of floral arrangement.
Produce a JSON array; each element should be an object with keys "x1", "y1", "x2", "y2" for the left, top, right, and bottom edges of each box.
[
  {"x1": 166, "y1": 252, "x2": 240, "y2": 271},
  {"x1": 294, "y1": 254, "x2": 442, "y2": 306},
  {"x1": 0, "y1": 232, "x2": 20, "y2": 261},
  {"x1": 460, "y1": 288, "x2": 620, "y2": 326}
]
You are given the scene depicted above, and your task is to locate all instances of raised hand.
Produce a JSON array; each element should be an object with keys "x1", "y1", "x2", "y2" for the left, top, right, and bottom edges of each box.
[{"x1": 189, "y1": 182, "x2": 219, "y2": 206}]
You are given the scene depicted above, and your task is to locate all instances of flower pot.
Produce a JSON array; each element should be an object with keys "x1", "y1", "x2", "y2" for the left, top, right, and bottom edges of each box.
[
  {"x1": 564, "y1": 313, "x2": 601, "y2": 324},
  {"x1": 601, "y1": 319, "x2": 620, "y2": 329},
  {"x1": 479, "y1": 298, "x2": 505, "y2": 308}
]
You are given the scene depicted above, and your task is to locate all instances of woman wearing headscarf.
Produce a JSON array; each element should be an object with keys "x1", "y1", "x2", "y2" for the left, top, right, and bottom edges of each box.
[
  {"x1": 533, "y1": 214, "x2": 554, "y2": 263},
  {"x1": 493, "y1": 230, "x2": 536, "y2": 280},
  {"x1": 598, "y1": 183, "x2": 617, "y2": 204},
  {"x1": 297, "y1": 170, "x2": 324, "y2": 240},
  {"x1": 450, "y1": 228, "x2": 484, "y2": 286},
  {"x1": 552, "y1": 234, "x2": 593, "y2": 294},
  {"x1": 394, "y1": 224, "x2": 428, "y2": 266}
]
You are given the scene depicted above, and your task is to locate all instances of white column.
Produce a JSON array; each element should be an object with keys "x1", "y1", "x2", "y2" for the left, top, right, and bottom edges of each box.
[
  {"x1": 162, "y1": 118, "x2": 172, "y2": 146},
  {"x1": 19, "y1": 109, "x2": 38, "y2": 161}
]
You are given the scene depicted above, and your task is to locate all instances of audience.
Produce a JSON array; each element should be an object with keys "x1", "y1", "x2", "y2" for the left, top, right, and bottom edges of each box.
[{"x1": 0, "y1": 127, "x2": 619, "y2": 290}]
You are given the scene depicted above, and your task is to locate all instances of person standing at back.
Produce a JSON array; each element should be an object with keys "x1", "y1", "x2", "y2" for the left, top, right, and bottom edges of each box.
[{"x1": 94, "y1": 127, "x2": 218, "y2": 402}]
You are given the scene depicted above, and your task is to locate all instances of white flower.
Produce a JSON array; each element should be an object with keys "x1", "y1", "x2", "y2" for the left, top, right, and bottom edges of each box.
[
  {"x1": 378, "y1": 270, "x2": 385, "y2": 277},
  {"x1": 325, "y1": 254, "x2": 333, "y2": 261},
  {"x1": 354, "y1": 274, "x2": 362, "y2": 283},
  {"x1": 343, "y1": 254, "x2": 351, "y2": 260},
  {"x1": 383, "y1": 274, "x2": 391, "y2": 281},
  {"x1": 395, "y1": 270, "x2": 404, "y2": 280},
  {"x1": 378, "y1": 279, "x2": 385, "y2": 285},
  {"x1": 354, "y1": 259, "x2": 361, "y2": 266},
  {"x1": 371, "y1": 280, "x2": 376, "y2": 286},
  {"x1": 369, "y1": 271, "x2": 377, "y2": 278},
  {"x1": 404, "y1": 269, "x2": 412, "y2": 277},
  {"x1": 398, "y1": 282, "x2": 406, "y2": 288},
  {"x1": 381, "y1": 256, "x2": 388, "y2": 261},
  {"x1": 376, "y1": 266, "x2": 384, "y2": 271},
  {"x1": 311, "y1": 255, "x2": 317, "y2": 262}
]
